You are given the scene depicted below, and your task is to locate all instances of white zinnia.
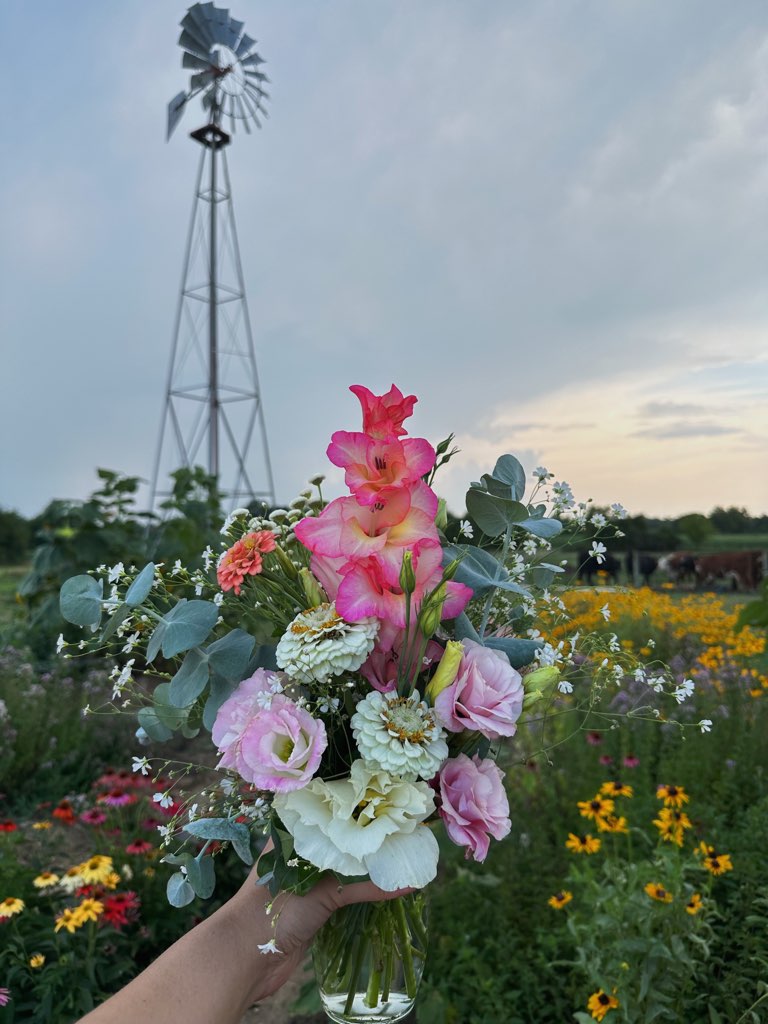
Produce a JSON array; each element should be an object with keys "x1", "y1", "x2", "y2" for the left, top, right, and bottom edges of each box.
[
  {"x1": 275, "y1": 603, "x2": 378, "y2": 684},
  {"x1": 351, "y1": 690, "x2": 447, "y2": 781},
  {"x1": 273, "y1": 760, "x2": 438, "y2": 891}
]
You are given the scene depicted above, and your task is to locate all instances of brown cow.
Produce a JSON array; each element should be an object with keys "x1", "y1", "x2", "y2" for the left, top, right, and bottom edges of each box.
[{"x1": 694, "y1": 551, "x2": 765, "y2": 592}]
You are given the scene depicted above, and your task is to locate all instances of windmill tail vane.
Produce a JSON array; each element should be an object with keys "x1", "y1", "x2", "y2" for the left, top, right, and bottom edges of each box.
[{"x1": 167, "y1": 2, "x2": 270, "y2": 140}]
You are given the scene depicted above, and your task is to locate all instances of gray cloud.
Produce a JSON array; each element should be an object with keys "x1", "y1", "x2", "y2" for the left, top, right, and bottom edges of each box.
[
  {"x1": 638, "y1": 400, "x2": 710, "y2": 417},
  {"x1": 632, "y1": 422, "x2": 742, "y2": 439}
]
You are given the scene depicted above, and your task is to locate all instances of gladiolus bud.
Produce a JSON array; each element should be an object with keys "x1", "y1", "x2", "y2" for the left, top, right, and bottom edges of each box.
[
  {"x1": 425, "y1": 640, "x2": 464, "y2": 704},
  {"x1": 399, "y1": 550, "x2": 416, "y2": 595},
  {"x1": 523, "y1": 666, "x2": 560, "y2": 693},
  {"x1": 299, "y1": 568, "x2": 327, "y2": 607},
  {"x1": 442, "y1": 558, "x2": 461, "y2": 582},
  {"x1": 273, "y1": 543, "x2": 299, "y2": 579},
  {"x1": 435, "y1": 498, "x2": 448, "y2": 531},
  {"x1": 418, "y1": 583, "x2": 446, "y2": 637}
]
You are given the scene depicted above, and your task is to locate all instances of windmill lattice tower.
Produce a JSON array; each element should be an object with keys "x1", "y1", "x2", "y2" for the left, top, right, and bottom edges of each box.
[{"x1": 151, "y1": 1, "x2": 275, "y2": 510}]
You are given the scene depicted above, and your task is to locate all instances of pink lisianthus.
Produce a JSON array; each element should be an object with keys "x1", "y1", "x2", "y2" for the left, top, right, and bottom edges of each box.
[
  {"x1": 349, "y1": 383, "x2": 417, "y2": 439},
  {"x1": 327, "y1": 431, "x2": 435, "y2": 506},
  {"x1": 217, "y1": 530, "x2": 277, "y2": 596},
  {"x1": 212, "y1": 670, "x2": 326, "y2": 793},
  {"x1": 438, "y1": 754, "x2": 511, "y2": 862},
  {"x1": 433, "y1": 639, "x2": 524, "y2": 739}
]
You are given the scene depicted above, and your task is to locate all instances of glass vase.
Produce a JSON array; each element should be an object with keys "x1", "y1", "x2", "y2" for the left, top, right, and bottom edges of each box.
[{"x1": 312, "y1": 891, "x2": 429, "y2": 1023}]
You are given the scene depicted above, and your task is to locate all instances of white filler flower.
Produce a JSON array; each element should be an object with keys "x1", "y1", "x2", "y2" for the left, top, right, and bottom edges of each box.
[
  {"x1": 273, "y1": 760, "x2": 438, "y2": 891},
  {"x1": 276, "y1": 603, "x2": 378, "y2": 684},
  {"x1": 351, "y1": 690, "x2": 447, "y2": 781}
]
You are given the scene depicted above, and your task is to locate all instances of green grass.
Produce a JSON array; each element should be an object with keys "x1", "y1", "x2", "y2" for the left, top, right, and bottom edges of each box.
[{"x1": 0, "y1": 565, "x2": 28, "y2": 632}]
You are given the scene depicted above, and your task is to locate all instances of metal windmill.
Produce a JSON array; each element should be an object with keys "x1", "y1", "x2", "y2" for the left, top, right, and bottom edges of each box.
[{"x1": 151, "y1": 2, "x2": 275, "y2": 510}]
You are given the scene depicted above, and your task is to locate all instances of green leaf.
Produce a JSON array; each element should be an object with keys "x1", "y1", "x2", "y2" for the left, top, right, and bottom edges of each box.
[
  {"x1": 203, "y1": 673, "x2": 237, "y2": 732},
  {"x1": 136, "y1": 706, "x2": 174, "y2": 743},
  {"x1": 146, "y1": 599, "x2": 219, "y2": 662},
  {"x1": 169, "y1": 649, "x2": 211, "y2": 707},
  {"x1": 484, "y1": 636, "x2": 542, "y2": 668},
  {"x1": 708, "y1": 1007, "x2": 724, "y2": 1024},
  {"x1": 207, "y1": 629, "x2": 256, "y2": 681},
  {"x1": 59, "y1": 575, "x2": 104, "y2": 627},
  {"x1": 100, "y1": 603, "x2": 131, "y2": 642},
  {"x1": 166, "y1": 871, "x2": 195, "y2": 908},
  {"x1": 465, "y1": 489, "x2": 528, "y2": 538},
  {"x1": 518, "y1": 515, "x2": 563, "y2": 539},
  {"x1": 184, "y1": 817, "x2": 253, "y2": 865},
  {"x1": 125, "y1": 563, "x2": 155, "y2": 607},
  {"x1": 490, "y1": 454, "x2": 526, "y2": 500},
  {"x1": 443, "y1": 544, "x2": 529, "y2": 599},
  {"x1": 186, "y1": 854, "x2": 216, "y2": 899},
  {"x1": 453, "y1": 612, "x2": 481, "y2": 643}
]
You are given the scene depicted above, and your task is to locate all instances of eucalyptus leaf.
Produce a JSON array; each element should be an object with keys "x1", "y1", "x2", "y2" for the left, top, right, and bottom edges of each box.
[
  {"x1": 169, "y1": 649, "x2": 210, "y2": 707},
  {"x1": 207, "y1": 629, "x2": 256, "y2": 681},
  {"x1": 59, "y1": 575, "x2": 104, "y2": 627},
  {"x1": 186, "y1": 854, "x2": 216, "y2": 899},
  {"x1": 443, "y1": 544, "x2": 529, "y2": 599},
  {"x1": 491, "y1": 455, "x2": 526, "y2": 500},
  {"x1": 453, "y1": 612, "x2": 480, "y2": 643},
  {"x1": 517, "y1": 515, "x2": 563, "y2": 540},
  {"x1": 483, "y1": 636, "x2": 543, "y2": 668},
  {"x1": 124, "y1": 563, "x2": 156, "y2": 607},
  {"x1": 479, "y1": 474, "x2": 513, "y2": 499},
  {"x1": 136, "y1": 706, "x2": 174, "y2": 743},
  {"x1": 167, "y1": 872, "x2": 195, "y2": 908},
  {"x1": 100, "y1": 603, "x2": 131, "y2": 642},
  {"x1": 146, "y1": 599, "x2": 219, "y2": 662},
  {"x1": 203, "y1": 673, "x2": 238, "y2": 732},
  {"x1": 184, "y1": 817, "x2": 253, "y2": 865},
  {"x1": 465, "y1": 489, "x2": 528, "y2": 538}
]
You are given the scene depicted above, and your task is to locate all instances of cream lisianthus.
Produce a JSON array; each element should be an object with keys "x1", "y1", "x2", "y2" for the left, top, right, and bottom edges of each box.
[
  {"x1": 275, "y1": 603, "x2": 378, "y2": 684},
  {"x1": 273, "y1": 760, "x2": 438, "y2": 890}
]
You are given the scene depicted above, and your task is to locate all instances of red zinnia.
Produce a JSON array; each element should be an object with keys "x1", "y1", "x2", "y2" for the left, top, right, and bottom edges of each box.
[
  {"x1": 0, "y1": 821, "x2": 17, "y2": 833},
  {"x1": 52, "y1": 801, "x2": 76, "y2": 825},
  {"x1": 102, "y1": 891, "x2": 140, "y2": 929}
]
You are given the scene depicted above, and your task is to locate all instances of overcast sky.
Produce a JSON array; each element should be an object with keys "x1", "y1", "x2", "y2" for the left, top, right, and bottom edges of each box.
[{"x1": 2, "y1": 0, "x2": 767, "y2": 520}]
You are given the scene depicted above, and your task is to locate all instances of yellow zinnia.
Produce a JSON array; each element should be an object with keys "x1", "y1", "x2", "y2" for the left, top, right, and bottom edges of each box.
[
  {"x1": 76, "y1": 898, "x2": 104, "y2": 923},
  {"x1": 33, "y1": 872, "x2": 60, "y2": 888},
  {"x1": 55, "y1": 908, "x2": 85, "y2": 934},
  {"x1": 76, "y1": 855, "x2": 114, "y2": 885}
]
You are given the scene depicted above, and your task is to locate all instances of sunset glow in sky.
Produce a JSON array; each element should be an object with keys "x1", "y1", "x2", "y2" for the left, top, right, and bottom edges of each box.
[{"x1": 2, "y1": 1, "x2": 766, "y2": 518}]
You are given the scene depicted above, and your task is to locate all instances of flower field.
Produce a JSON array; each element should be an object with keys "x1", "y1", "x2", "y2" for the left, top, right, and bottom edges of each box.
[{"x1": 1, "y1": 576, "x2": 767, "y2": 1022}]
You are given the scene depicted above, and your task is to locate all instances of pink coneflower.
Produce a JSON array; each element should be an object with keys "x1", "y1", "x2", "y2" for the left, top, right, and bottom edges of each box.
[
  {"x1": 97, "y1": 790, "x2": 138, "y2": 807},
  {"x1": 140, "y1": 817, "x2": 161, "y2": 831},
  {"x1": 599, "y1": 755, "x2": 614, "y2": 766},
  {"x1": 80, "y1": 809, "x2": 107, "y2": 826},
  {"x1": 0, "y1": 987, "x2": 11, "y2": 1007},
  {"x1": 623, "y1": 753, "x2": 640, "y2": 768},
  {"x1": 125, "y1": 839, "x2": 154, "y2": 856},
  {"x1": 586, "y1": 731, "x2": 603, "y2": 746}
]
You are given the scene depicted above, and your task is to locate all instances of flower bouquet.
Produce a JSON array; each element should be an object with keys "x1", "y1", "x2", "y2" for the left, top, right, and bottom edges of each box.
[{"x1": 58, "y1": 383, "x2": 687, "y2": 1022}]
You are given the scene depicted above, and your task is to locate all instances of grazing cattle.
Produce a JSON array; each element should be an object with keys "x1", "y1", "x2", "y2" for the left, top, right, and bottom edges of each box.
[
  {"x1": 625, "y1": 551, "x2": 658, "y2": 587},
  {"x1": 577, "y1": 550, "x2": 621, "y2": 586},
  {"x1": 658, "y1": 552, "x2": 697, "y2": 584},
  {"x1": 694, "y1": 551, "x2": 765, "y2": 592}
]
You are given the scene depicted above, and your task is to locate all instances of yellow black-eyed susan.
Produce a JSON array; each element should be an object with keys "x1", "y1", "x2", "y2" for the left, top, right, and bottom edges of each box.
[
  {"x1": 644, "y1": 882, "x2": 673, "y2": 903},
  {"x1": 587, "y1": 989, "x2": 619, "y2": 1020},
  {"x1": 599, "y1": 781, "x2": 633, "y2": 799},
  {"x1": 685, "y1": 893, "x2": 703, "y2": 915},
  {"x1": 565, "y1": 832, "x2": 601, "y2": 854},
  {"x1": 656, "y1": 784, "x2": 689, "y2": 809},
  {"x1": 577, "y1": 796, "x2": 615, "y2": 822},
  {"x1": 547, "y1": 890, "x2": 573, "y2": 910}
]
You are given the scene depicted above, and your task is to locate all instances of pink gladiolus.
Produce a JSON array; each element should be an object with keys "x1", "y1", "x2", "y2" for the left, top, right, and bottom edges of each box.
[
  {"x1": 438, "y1": 753, "x2": 511, "y2": 862},
  {"x1": 212, "y1": 670, "x2": 326, "y2": 793},
  {"x1": 349, "y1": 383, "x2": 417, "y2": 439},
  {"x1": 360, "y1": 621, "x2": 443, "y2": 693},
  {"x1": 327, "y1": 431, "x2": 435, "y2": 506},
  {"x1": 217, "y1": 531, "x2": 277, "y2": 596},
  {"x1": 434, "y1": 640, "x2": 524, "y2": 739}
]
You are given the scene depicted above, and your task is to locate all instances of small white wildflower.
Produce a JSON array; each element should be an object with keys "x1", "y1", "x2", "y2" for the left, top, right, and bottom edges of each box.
[
  {"x1": 536, "y1": 642, "x2": 563, "y2": 667},
  {"x1": 523, "y1": 539, "x2": 538, "y2": 557},
  {"x1": 647, "y1": 638, "x2": 656, "y2": 648},
  {"x1": 557, "y1": 680, "x2": 574, "y2": 694},
  {"x1": 534, "y1": 466, "x2": 549, "y2": 479},
  {"x1": 131, "y1": 756, "x2": 151, "y2": 776},
  {"x1": 112, "y1": 659, "x2": 135, "y2": 699},
  {"x1": 172, "y1": 559, "x2": 183, "y2": 573},
  {"x1": 213, "y1": 592, "x2": 224, "y2": 607},
  {"x1": 257, "y1": 938, "x2": 282, "y2": 955},
  {"x1": 187, "y1": 803, "x2": 199, "y2": 821},
  {"x1": 600, "y1": 603, "x2": 611, "y2": 621},
  {"x1": 607, "y1": 634, "x2": 620, "y2": 653},
  {"x1": 699, "y1": 719, "x2": 713, "y2": 734},
  {"x1": 221, "y1": 508, "x2": 251, "y2": 534},
  {"x1": 82, "y1": 704, "x2": 91, "y2": 717},
  {"x1": 612, "y1": 664, "x2": 624, "y2": 682},
  {"x1": 650, "y1": 677, "x2": 665, "y2": 693},
  {"x1": 195, "y1": 582, "x2": 204, "y2": 596},
  {"x1": 78, "y1": 639, "x2": 87, "y2": 650},
  {"x1": 153, "y1": 791, "x2": 174, "y2": 809},
  {"x1": 634, "y1": 667, "x2": 646, "y2": 683},
  {"x1": 122, "y1": 632, "x2": 140, "y2": 655},
  {"x1": 591, "y1": 512, "x2": 607, "y2": 529},
  {"x1": 589, "y1": 542, "x2": 607, "y2": 565},
  {"x1": 56, "y1": 633, "x2": 66, "y2": 654},
  {"x1": 459, "y1": 519, "x2": 474, "y2": 539},
  {"x1": 287, "y1": 858, "x2": 299, "y2": 868},
  {"x1": 157, "y1": 824, "x2": 172, "y2": 841},
  {"x1": 610, "y1": 502, "x2": 628, "y2": 520},
  {"x1": 108, "y1": 562, "x2": 124, "y2": 584},
  {"x1": 673, "y1": 678, "x2": 695, "y2": 704},
  {"x1": 202, "y1": 546, "x2": 215, "y2": 571}
]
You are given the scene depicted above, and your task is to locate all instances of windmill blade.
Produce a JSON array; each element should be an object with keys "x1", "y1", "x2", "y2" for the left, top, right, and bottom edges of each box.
[
  {"x1": 241, "y1": 51, "x2": 265, "y2": 68},
  {"x1": 235, "y1": 95, "x2": 252, "y2": 133},
  {"x1": 191, "y1": 70, "x2": 216, "y2": 91},
  {"x1": 182, "y1": 50, "x2": 212, "y2": 71},
  {"x1": 178, "y1": 28, "x2": 210, "y2": 61},
  {"x1": 244, "y1": 70, "x2": 267, "y2": 89},
  {"x1": 235, "y1": 32, "x2": 256, "y2": 58},
  {"x1": 245, "y1": 82, "x2": 270, "y2": 113},
  {"x1": 225, "y1": 18, "x2": 244, "y2": 50},
  {"x1": 183, "y1": 5, "x2": 215, "y2": 50},
  {"x1": 206, "y1": 6, "x2": 231, "y2": 46},
  {"x1": 167, "y1": 91, "x2": 189, "y2": 139}
]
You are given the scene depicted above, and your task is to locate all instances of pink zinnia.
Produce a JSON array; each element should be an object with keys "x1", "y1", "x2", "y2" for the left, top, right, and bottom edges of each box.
[
  {"x1": 438, "y1": 754, "x2": 511, "y2": 862},
  {"x1": 0, "y1": 988, "x2": 10, "y2": 1007},
  {"x1": 217, "y1": 531, "x2": 277, "y2": 596}
]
